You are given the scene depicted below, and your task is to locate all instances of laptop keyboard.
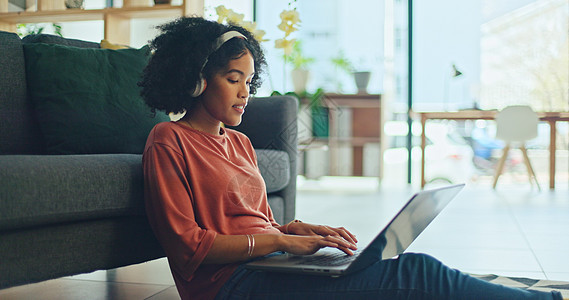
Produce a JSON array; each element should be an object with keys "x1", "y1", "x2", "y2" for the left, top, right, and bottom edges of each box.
[{"x1": 299, "y1": 250, "x2": 360, "y2": 267}]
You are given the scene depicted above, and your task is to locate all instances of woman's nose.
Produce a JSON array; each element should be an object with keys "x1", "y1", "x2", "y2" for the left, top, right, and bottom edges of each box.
[{"x1": 238, "y1": 82, "x2": 250, "y2": 99}]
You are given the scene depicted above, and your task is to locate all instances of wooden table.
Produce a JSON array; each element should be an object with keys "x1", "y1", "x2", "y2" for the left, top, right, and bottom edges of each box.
[{"x1": 416, "y1": 110, "x2": 569, "y2": 189}]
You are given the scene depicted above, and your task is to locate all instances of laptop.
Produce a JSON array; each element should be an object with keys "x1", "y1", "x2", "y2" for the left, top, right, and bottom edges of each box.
[{"x1": 245, "y1": 184, "x2": 465, "y2": 276}]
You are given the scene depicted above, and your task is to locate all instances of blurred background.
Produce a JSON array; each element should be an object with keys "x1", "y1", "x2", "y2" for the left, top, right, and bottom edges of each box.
[{"x1": 9, "y1": 0, "x2": 568, "y2": 189}]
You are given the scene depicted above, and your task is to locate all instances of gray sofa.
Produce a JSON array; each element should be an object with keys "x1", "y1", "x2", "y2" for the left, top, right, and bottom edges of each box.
[{"x1": 0, "y1": 31, "x2": 298, "y2": 289}]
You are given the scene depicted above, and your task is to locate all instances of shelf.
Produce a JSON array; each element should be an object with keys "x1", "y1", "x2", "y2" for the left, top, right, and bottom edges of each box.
[
  {"x1": 0, "y1": 4, "x2": 184, "y2": 24},
  {"x1": 0, "y1": 0, "x2": 203, "y2": 44},
  {"x1": 303, "y1": 93, "x2": 383, "y2": 177},
  {"x1": 314, "y1": 136, "x2": 380, "y2": 144}
]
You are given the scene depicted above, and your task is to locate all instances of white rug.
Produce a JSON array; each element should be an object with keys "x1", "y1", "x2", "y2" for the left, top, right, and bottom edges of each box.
[{"x1": 471, "y1": 274, "x2": 569, "y2": 298}]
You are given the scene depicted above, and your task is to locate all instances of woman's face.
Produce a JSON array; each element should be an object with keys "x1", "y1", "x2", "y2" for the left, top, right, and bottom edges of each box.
[{"x1": 199, "y1": 50, "x2": 255, "y2": 128}]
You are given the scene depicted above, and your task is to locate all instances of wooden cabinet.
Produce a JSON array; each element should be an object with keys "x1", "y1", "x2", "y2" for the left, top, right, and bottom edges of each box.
[
  {"x1": 303, "y1": 93, "x2": 383, "y2": 178},
  {"x1": 0, "y1": 0, "x2": 203, "y2": 45}
]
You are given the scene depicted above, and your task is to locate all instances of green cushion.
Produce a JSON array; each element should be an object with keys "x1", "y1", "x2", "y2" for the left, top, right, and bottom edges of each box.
[{"x1": 23, "y1": 43, "x2": 169, "y2": 154}]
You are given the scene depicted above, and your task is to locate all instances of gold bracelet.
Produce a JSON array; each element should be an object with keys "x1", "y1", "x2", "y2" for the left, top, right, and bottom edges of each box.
[
  {"x1": 284, "y1": 219, "x2": 302, "y2": 234},
  {"x1": 248, "y1": 234, "x2": 255, "y2": 257},
  {"x1": 246, "y1": 234, "x2": 252, "y2": 257}
]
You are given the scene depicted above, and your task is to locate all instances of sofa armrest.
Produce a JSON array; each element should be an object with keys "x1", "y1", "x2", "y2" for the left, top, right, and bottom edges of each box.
[{"x1": 230, "y1": 95, "x2": 298, "y2": 223}]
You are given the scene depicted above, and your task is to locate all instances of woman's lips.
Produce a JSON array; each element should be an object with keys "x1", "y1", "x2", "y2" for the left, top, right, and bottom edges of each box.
[{"x1": 232, "y1": 104, "x2": 246, "y2": 114}]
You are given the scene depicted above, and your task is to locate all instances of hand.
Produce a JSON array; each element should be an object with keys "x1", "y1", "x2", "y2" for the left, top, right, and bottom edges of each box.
[
  {"x1": 280, "y1": 234, "x2": 358, "y2": 256},
  {"x1": 283, "y1": 222, "x2": 358, "y2": 255},
  {"x1": 287, "y1": 222, "x2": 358, "y2": 244}
]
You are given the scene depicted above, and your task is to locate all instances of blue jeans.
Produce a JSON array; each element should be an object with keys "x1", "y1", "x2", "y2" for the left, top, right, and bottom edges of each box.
[{"x1": 216, "y1": 253, "x2": 562, "y2": 300}]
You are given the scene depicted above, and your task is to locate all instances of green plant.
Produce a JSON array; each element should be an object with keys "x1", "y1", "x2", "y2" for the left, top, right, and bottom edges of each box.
[
  {"x1": 17, "y1": 23, "x2": 63, "y2": 38},
  {"x1": 271, "y1": 88, "x2": 328, "y2": 138},
  {"x1": 52, "y1": 23, "x2": 63, "y2": 37},
  {"x1": 331, "y1": 50, "x2": 354, "y2": 74},
  {"x1": 284, "y1": 40, "x2": 315, "y2": 70},
  {"x1": 271, "y1": 87, "x2": 324, "y2": 109}
]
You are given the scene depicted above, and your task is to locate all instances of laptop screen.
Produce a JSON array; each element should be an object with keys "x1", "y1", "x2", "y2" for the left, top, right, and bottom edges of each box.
[{"x1": 371, "y1": 184, "x2": 464, "y2": 260}]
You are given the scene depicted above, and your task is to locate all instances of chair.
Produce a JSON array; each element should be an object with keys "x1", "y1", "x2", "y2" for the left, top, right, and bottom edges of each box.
[{"x1": 492, "y1": 105, "x2": 540, "y2": 190}]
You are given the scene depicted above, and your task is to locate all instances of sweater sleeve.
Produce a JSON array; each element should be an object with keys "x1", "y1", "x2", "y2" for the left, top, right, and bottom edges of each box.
[{"x1": 143, "y1": 140, "x2": 217, "y2": 281}]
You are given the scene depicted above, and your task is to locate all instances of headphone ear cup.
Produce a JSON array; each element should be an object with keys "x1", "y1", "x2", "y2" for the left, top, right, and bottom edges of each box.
[{"x1": 191, "y1": 76, "x2": 206, "y2": 97}]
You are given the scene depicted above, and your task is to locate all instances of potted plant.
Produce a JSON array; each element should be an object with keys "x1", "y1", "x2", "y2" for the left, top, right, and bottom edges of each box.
[
  {"x1": 284, "y1": 40, "x2": 315, "y2": 94},
  {"x1": 353, "y1": 70, "x2": 371, "y2": 94},
  {"x1": 271, "y1": 88, "x2": 328, "y2": 138},
  {"x1": 331, "y1": 50, "x2": 352, "y2": 92},
  {"x1": 331, "y1": 51, "x2": 371, "y2": 94}
]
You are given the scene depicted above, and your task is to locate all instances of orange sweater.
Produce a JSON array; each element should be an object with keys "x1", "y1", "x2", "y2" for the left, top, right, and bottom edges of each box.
[{"x1": 143, "y1": 122, "x2": 281, "y2": 299}]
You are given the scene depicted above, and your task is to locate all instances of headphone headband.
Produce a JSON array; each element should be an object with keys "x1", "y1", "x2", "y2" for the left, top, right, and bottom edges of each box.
[
  {"x1": 191, "y1": 31, "x2": 248, "y2": 97},
  {"x1": 200, "y1": 31, "x2": 247, "y2": 74},
  {"x1": 212, "y1": 31, "x2": 247, "y2": 52}
]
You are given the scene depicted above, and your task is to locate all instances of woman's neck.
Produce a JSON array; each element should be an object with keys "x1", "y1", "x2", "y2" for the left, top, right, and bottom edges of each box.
[{"x1": 180, "y1": 111, "x2": 222, "y2": 136}]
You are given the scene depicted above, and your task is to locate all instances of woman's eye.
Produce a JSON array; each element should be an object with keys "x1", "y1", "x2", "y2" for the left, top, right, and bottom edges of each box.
[{"x1": 228, "y1": 79, "x2": 238, "y2": 83}]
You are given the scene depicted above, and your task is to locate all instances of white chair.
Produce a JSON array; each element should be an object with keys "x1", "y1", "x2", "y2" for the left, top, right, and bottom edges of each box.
[{"x1": 492, "y1": 105, "x2": 541, "y2": 190}]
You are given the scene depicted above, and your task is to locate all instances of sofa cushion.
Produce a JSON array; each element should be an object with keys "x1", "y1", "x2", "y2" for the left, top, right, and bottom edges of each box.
[
  {"x1": 255, "y1": 149, "x2": 290, "y2": 193},
  {"x1": 0, "y1": 154, "x2": 146, "y2": 231},
  {"x1": 0, "y1": 31, "x2": 44, "y2": 155},
  {"x1": 267, "y1": 195, "x2": 284, "y2": 225},
  {"x1": 23, "y1": 43, "x2": 169, "y2": 154}
]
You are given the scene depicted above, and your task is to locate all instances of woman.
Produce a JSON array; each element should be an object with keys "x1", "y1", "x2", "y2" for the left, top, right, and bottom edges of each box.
[{"x1": 139, "y1": 17, "x2": 561, "y2": 300}]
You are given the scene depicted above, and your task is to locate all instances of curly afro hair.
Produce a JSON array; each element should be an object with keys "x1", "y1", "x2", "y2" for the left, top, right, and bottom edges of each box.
[{"x1": 139, "y1": 17, "x2": 267, "y2": 114}]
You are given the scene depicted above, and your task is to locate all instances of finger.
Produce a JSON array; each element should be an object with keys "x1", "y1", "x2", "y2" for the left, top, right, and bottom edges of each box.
[
  {"x1": 313, "y1": 225, "x2": 338, "y2": 237},
  {"x1": 336, "y1": 245, "x2": 355, "y2": 256},
  {"x1": 323, "y1": 226, "x2": 357, "y2": 245},
  {"x1": 333, "y1": 241, "x2": 355, "y2": 255},
  {"x1": 317, "y1": 240, "x2": 339, "y2": 250},
  {"x1": 322, "y1": 236, "x2": 356, "y2": 255},
  {"x1": 334, "y1": 227, "x2": 358, "y2": 244},
  {"x1": 324, "y1": 235, "x2": 357, "y2": 251}
]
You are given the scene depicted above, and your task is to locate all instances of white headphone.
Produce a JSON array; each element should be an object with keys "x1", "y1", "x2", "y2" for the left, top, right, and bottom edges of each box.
[{"x1": 190, "y1": 31, "x2": 248, "y2": 97}]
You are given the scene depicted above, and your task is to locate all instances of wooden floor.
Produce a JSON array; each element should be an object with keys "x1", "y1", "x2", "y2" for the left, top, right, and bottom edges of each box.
[{"x1": 1, "y1": 177, "x2": 568, "y2": 299}]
